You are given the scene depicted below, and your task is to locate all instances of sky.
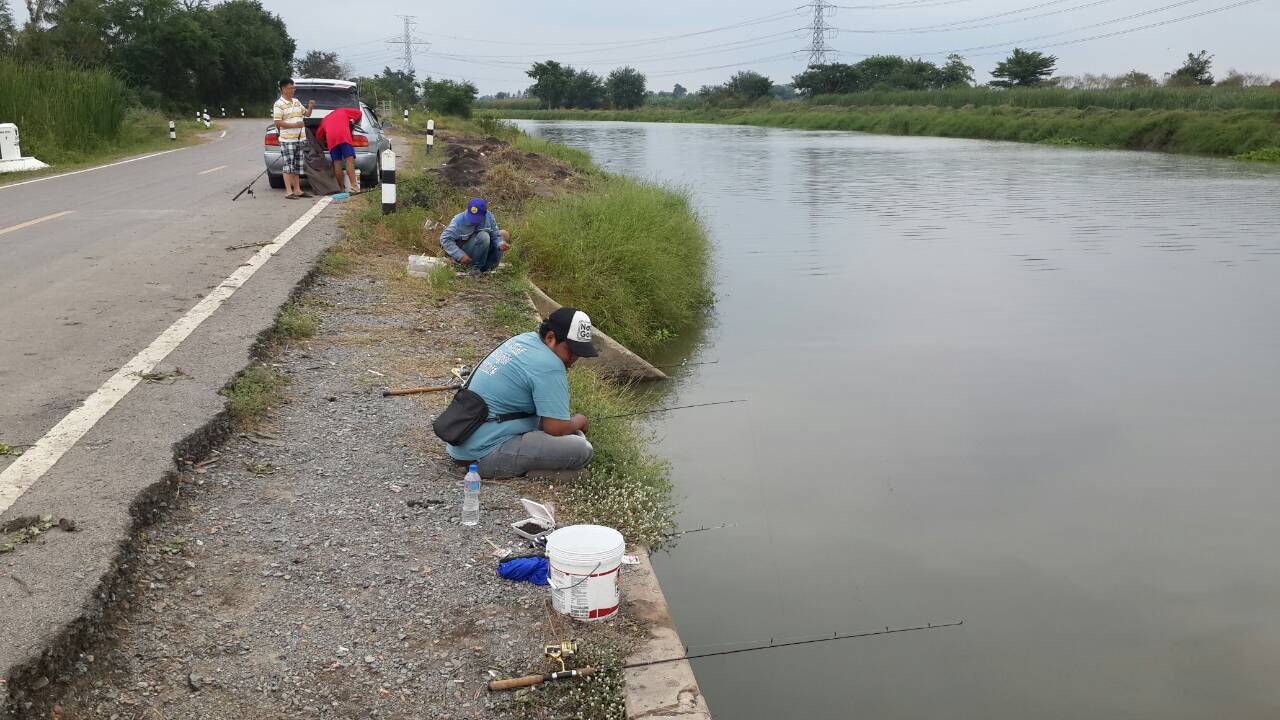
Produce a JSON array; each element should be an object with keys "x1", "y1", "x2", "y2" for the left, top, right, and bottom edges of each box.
[{"x1": 11, "y1": 0, "x2": 1280, "y2": 93}]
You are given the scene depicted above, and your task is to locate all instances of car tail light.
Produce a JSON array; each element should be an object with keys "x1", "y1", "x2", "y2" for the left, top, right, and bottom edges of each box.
[
  {"x1": 265, "y1": 133, "x2": 279, "y2": 146},
  {"x1": 351, "y1": 135, "x2": 369, "y2": 147}
]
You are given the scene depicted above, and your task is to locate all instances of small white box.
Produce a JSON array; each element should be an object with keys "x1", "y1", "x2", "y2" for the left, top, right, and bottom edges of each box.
[{"x1": 511, "y1": 498, "x2": 555, "y2": 542}]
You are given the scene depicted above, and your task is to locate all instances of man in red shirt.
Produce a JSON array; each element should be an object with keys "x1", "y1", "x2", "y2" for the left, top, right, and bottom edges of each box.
[{"x1": 315, "y1": 106, "x2": 364, "y2": 194}]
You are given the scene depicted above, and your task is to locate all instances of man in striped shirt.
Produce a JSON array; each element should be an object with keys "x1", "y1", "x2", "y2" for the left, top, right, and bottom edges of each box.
[{"x1": 272, "y1": 78, "x2": 315, "y2": 199}]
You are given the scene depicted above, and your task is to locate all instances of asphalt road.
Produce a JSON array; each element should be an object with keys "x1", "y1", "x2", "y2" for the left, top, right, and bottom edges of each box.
[{"x1": 0, "y1": 119, "x2": 346, "y2": 708}]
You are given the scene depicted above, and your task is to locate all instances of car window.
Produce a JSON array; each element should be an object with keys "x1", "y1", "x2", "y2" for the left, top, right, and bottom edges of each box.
[
  {"x1": 363, "y1": 106, "x2": 381, "y2": 129},
  {"x1": 295, "y1": 87, "x2": 358, "y2": 109}
]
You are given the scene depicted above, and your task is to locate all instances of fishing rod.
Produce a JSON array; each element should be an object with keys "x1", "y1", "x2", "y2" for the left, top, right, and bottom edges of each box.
[
  {"x1": 663, "y1": 522, "x2": 736, "y2": 538},
  {"x1": 232, "y1": 167, "x2": 269, "y2": 201},
  {"x1": 488, "y1": 620, "x2": 963, "y2": 691},
  {"x1": 593, "y1": 399, "x2": 746, "y2": 422}
]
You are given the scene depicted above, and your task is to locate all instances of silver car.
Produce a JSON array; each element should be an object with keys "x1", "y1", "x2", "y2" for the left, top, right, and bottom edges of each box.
[{"x1": 264, "y1": 78, "x2": 392, "y2": 189}]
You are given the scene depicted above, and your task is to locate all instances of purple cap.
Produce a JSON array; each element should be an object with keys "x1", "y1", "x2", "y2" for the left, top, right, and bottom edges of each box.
[{"x1": 465, "y1": 198, "x2": 488, "y2": 225}]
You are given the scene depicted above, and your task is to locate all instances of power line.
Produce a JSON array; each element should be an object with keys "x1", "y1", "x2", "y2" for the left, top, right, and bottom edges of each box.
[
  {"x1": 429, "y1": 29, "x2": 807, "y2": 68},
  {"x1": 835, "y1": 0, "x2": 982, "y2": 10},
  {"x1": 388, "y1": 15, "x2": 430, "y2": 75},
  {"x1": 835, "y1": 0, "x2": 1122, "y2": 34}
]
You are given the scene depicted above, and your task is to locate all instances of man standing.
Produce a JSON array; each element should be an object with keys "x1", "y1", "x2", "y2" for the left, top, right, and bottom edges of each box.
[
  {"x1": 446, "y1": 307, "x2": 598, "y2": 479},
  {"x1": 272, "y1": 78, "x2": 315, "y2": 199},
  {"x1": 315, "y1": 105, "x2": 363, "y2": 194},
  {"x1": 439, "y1": 198, "x2": 512, "y2": 273}
]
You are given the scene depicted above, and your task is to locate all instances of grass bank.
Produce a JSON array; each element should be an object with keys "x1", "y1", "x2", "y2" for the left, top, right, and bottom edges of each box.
[
  {"x1": 0, "y1": 57, "x2": 207, "y2": 175},
  {"x1": 492, "y1": 104, "x2": 1280, "y2": 161}
]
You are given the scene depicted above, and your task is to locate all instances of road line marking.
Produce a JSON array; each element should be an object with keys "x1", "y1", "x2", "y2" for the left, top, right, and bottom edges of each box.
[
  {"x1": 0, "y1": 148, "x2": 189, "y2": 191},
  {"x1": 219, "y1": 130, "x2": 227, "y2": 138},
  {"x1": 0, "y1": 196, "x2": 332, "y2": 515},
  {"x1": 198, "y1": 165, "x2": 227, "y2": 175},
  {"x1": 0, "y1": 210, "x2": 75, "y2": 236}
]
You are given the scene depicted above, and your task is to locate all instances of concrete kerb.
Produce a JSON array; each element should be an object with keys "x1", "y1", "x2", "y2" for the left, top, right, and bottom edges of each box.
[
  {"x1": 525, "y1": 283, "x2": 668, "y2": 382},
  {"x1": 623, "y1": 551, "x2": 712, "y2": 720}
]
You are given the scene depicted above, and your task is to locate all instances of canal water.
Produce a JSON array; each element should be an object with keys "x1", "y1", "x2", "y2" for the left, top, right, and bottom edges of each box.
[{"x1": 515, "y1": 120, "x2": 1280, "y2": 719}]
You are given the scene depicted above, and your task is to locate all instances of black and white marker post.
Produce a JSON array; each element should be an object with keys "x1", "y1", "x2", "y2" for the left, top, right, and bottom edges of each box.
[
  {"x1": 403, "y1": 108, "x2": 409, "y2": 125},
  {"x1": 202, "y1": 110, "x2": 210, "y2": 129},
  {"x1": 220, "y1": 107, "x2": 225, "y2": 118},
  {"x1": 380, "y1": 149, "x2": 396, "y2": 215},
  {"x1": 240, "y1": 108, "x2": 245, "y2": 117},
  {"x1": 169, "y1": 120, "x2": 176, "y2": 141},
  {"x1": 426, "y1": 118, "x2": 435, "y2": 153}
]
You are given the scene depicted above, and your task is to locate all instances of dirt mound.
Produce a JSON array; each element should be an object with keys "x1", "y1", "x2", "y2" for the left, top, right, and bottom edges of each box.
[{"x1": 439, "y1": 144, "x2": 487, "y2": 189}]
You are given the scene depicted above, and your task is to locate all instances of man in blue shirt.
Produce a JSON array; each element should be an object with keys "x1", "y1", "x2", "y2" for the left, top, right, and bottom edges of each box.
[
  {"x1": 447, "y1": 307, "x2": 598, "y2": 479},
  {"x1": 439, "y1": 197, "x2": 511, "y2": 274}
]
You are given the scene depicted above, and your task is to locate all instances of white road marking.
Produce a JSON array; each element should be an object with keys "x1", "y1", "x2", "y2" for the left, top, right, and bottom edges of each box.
[
  {"x1": 220, "y1": 130, "x2": 227, "y2": 138},
  {"x1": 0, "y1": 196, "x2": 333, "y2": 514},
  {"x1": 0, "y1": 210, "x2": 75, "y2": 236},
  {"x1": 0, "y1": 149, "x2": 188, "y2": 191},
  {"x1": 198, "y1": 165, "x2": 227, "y2": 175}
]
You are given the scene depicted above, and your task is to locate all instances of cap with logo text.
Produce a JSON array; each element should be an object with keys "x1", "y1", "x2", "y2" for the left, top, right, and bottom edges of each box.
[
  {"x1": 546, "y1": 307, "x2": 598, "y2": 358},
  {"x1": 465, "y1": 197, "x2": 488, "y2": 225}
]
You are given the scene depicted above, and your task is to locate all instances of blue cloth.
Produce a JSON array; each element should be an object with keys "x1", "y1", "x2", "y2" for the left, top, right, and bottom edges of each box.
[
  {"x1": 329, "y1": 142, "x2": 355, "y2": 161},
  {"x1": 498, "y1": 556, "x2": 549, "y2": 585},
  {"x1": 446, "y1": 332, "x2": 571, "y2": 461},
  {"x1": 439, "y1": 210, "x2": 501, "y2": 263}
]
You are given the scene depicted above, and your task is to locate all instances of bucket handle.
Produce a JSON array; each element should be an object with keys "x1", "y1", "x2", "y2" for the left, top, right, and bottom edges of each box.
[{"x1": 547, "y1": 561, "x2": 602, "y2": 592}]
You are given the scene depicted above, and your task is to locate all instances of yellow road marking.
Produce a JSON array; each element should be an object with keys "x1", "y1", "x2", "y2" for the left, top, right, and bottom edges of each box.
[
  {"x1": 198, "y1": 165, "x2": 227, "y2": 175},
  {"x1": 0, "y1": 210, "x2": 75, "y2": 236}
]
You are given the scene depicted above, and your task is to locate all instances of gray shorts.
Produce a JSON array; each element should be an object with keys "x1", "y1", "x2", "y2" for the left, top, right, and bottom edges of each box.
[{"x1": 476, "y1": 431, "x2": 593, "y2": 479}]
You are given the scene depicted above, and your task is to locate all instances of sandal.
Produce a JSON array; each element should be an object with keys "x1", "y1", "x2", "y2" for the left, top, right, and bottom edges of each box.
[
  {"x1": 285, "y1": 194, "x2": 298, "y2": 200},
  {"x1": 298, "y1": 191, "x2": 313, "y2": 198}
]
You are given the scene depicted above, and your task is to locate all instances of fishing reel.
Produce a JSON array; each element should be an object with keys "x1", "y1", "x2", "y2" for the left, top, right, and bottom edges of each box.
[{"x1": 544, "y1": 640, "x2": 578, "y2": 672}]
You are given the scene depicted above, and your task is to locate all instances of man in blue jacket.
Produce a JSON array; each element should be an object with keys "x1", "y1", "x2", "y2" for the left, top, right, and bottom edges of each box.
[{"x1": 439, "y1": 197, "x2": 511, "y2": 273}]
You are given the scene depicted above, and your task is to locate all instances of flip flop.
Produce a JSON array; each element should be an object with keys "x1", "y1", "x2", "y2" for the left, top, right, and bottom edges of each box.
[
  {"x1": 298, "y1": 192, "x2": 314, "y2": 198},
  {"x1": 285, "y1": 194, "x2": 298, "y2": 200}
]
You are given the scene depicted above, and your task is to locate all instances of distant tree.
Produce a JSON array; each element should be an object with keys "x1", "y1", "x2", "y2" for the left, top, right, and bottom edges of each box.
[
  {"x1": 792, "y1": 62, "x2": 861, "y2": 95},
  {"x1": 494, "y1": 91, "x2": 509, "y2": 99},
  {"x1": 1167, "y1": 50, "x2": 1214, "y2": 86},
  {"x1": 196, "y1": 0, "x2": 295, "y2": 107},
  {"x1": 672, "y1": 82, "x2": 687, "y2": 98},
  {"x1": 421, "y1": 76, "x2": 477, "y2": 117},
  {"x1": 0, "y1": 0, "x2": 16, "y2": 54},
  {"x1": 1216, "y1": 69, "x2": 1272, "y2": 87},
  {"x1": 527, "y1": 60, "x2": 573, "y2": 108},
  {"x1": 936, "y1": 53, "x2": 975, "y2": 87},
  {"x1": 45, "y1": 0, "x2": 110, "y2": 66},
  {"x1": 1112, "y1": 70, "x2": 1157, "y2": 88},
  {"x1": 566, "y1": 69, "x2": 606, "y2": 109},
  {"x1": 606, "y1": 65, "x2": 646, "y2": 109},
  {"x1": 989, "y1": 48, "x2": 1057, "y2": 88},
  {"x1": 768, "y1": 83, "x2": 796, "y2": 100},
  {"x1": 355, "y1": 67, "x2": 418, "y2": 107},
  {"x1": 725, "y1": 70, "x2": 772, "y2": 100},
  {"x1": 295, "y1": 50, "x2": 347, "y2": 79}
]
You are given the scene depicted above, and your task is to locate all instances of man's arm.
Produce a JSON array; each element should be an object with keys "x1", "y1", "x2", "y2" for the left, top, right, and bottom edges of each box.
[
  {"x1": 302, "y1": 99, "x2": 316, "y2": 117},
  {"x1": 439, "y1": 220, "x2": 469, "y2": 263},
  {"x1": 541, "y1": 415, "x2": 589, "y2": 436}
]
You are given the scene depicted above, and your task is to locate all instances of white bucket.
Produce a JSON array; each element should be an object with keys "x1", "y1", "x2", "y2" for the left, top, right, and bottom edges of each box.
[{"x1": 546, "y1": 524, "x2": 625, "y2": 622}]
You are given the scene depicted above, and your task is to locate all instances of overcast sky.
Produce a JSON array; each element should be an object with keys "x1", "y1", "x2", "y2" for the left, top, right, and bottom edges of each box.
[{"x1": 12, "y1": 0, "x2": 1280, "y2": 93}]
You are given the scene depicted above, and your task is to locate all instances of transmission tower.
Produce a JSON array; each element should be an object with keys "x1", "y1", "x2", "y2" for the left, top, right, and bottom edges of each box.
[
  {"x1": 807, "y1": 0, "x2": 836, "y2": 66},
  {"x1": 388, "y1": 15, "x2": 430, "y2": 75}
]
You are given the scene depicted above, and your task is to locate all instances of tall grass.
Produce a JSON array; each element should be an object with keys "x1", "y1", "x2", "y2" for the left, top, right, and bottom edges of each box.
[
  {"x1": 0, "y1": 57, "x2": 129, "y2": 163},
  {"x1": 512, "y1": 176, "x2": 711, "y2": 356},
  {"x1": 810, "y1": 86, "x2": 1280, "y2": 112}
]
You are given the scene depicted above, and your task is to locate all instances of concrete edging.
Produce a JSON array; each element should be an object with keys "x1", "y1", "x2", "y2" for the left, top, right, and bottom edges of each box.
[{"x1": 623, "y1": 551, "x2": 712, "y2": 719}]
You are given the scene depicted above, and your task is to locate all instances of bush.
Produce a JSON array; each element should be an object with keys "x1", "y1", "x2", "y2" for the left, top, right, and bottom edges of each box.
[
  {"x1": 515, "y1": 177, "x2": 710, "y2": 355},
  {"x1": 0, "y1": 57, "x2": 128, "y2": 162}
]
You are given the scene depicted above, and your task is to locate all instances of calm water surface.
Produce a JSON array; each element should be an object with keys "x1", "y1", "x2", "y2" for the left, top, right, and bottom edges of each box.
[{"x1": 516, "y1": 120, "x2": 1280, "y2": 720}]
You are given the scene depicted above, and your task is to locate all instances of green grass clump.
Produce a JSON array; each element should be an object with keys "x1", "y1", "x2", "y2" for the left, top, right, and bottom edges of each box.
[
  {"x1": 317, "y1": 251, "x2": 354, "y2": 275},
  {"x1": 488, "y1": 297, "x2": 538, "y2": 336},
  {"x1": 222, "y1": 366, "x2": 290, "y2": 425},
  {"x1": 273, "y1": 301, "x2": 319, "y2": 340},
  {"x1": 562, "y1": 368, "x2": 675, "y2": 549},
  {"x1": 514, "y1": 177, "x2": 710, "y2": 355},
  {"x1": 426, "y1": 262, "x2": 456, "y2": 299},
  {"x1": 1235, "y1": 146, "x2": 1280, "y2": 162}
]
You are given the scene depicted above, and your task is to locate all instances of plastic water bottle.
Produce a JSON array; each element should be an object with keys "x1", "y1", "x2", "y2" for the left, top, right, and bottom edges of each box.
[{"x1": 462, "y1": 464, "x2": 480, "y2": 526}]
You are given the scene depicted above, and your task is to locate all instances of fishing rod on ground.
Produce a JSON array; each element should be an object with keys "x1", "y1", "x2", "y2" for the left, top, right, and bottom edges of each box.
[
  {"x1": 232, "y1": 167, "x2": 269, "y2": 201},
  {"x1": 487, "y1": 620, "x2": 965, "y2": 691}
]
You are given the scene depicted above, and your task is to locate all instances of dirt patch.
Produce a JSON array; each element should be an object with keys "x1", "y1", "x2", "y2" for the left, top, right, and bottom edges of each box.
[{"x1": 437, "y1": 131, "x2": 587, "y2": 208}]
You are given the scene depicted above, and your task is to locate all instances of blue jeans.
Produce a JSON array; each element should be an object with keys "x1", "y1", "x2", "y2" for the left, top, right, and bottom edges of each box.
[{"x1": 461, "y1": 230, "x2": 503, "y2": 273}]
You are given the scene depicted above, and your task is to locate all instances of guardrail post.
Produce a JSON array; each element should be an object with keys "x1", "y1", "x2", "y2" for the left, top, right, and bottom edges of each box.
[{"x1": 381, "y1": 149, "x2": 396, "y2": 214}]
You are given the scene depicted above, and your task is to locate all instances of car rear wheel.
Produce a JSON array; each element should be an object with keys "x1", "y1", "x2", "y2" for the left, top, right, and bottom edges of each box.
[{"x1": 267, "y1": 172, "x2": 285, "y2": 189}]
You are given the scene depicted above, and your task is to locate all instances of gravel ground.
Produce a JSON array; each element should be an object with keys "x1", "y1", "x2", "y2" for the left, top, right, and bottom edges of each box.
[{"x1": 49, "y1": 246, "x2": 640, "y2": 719}]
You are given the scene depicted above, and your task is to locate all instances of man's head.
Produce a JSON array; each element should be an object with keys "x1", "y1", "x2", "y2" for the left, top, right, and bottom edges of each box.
[
  {"x1": 464, "y1": 198, "x2": 488, "y2": 225},
  {"x1": 539, "y1": 307, "x2": 599, "y2": 368},
  {"x1": 279, "y1": 78, "x2": 295, "y2": 99}
]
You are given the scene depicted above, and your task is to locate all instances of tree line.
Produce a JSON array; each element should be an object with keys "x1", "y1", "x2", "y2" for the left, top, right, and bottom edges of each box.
[{"x1": 2, "y1": 0, "x2": 294, "y2": 110}]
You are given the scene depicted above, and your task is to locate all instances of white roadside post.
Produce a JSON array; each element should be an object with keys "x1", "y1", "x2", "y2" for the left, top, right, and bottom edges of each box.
[
  {"x1": 426, "y1": 118, "x2": 435, "y2": 154},
  {"x1": 202, "y1": 110, "x2": 210, "y2": 129},
  {"x1": 380, "y1": 149, "x2": 396, "y2": 215},
  {"x1": 220, "y1": 107, "x2": 225, "y2": 118},
  {"x1": 240, "y1": 107, "x2": 245, "y2": 117},
  {"x1": 169, "y1": 120, "x2": 176, "y2": 141},
  {"x1": 403, "y1": 108, "x2": 409, "y2": 125},
  {"x1": 0, "y1": 124, "x2": 49, "y2": 173}
]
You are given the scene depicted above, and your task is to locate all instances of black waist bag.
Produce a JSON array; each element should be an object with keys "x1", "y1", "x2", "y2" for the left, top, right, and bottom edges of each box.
[{"x1": 432, "y1": 346, "x2": 534, "y2": 446}]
